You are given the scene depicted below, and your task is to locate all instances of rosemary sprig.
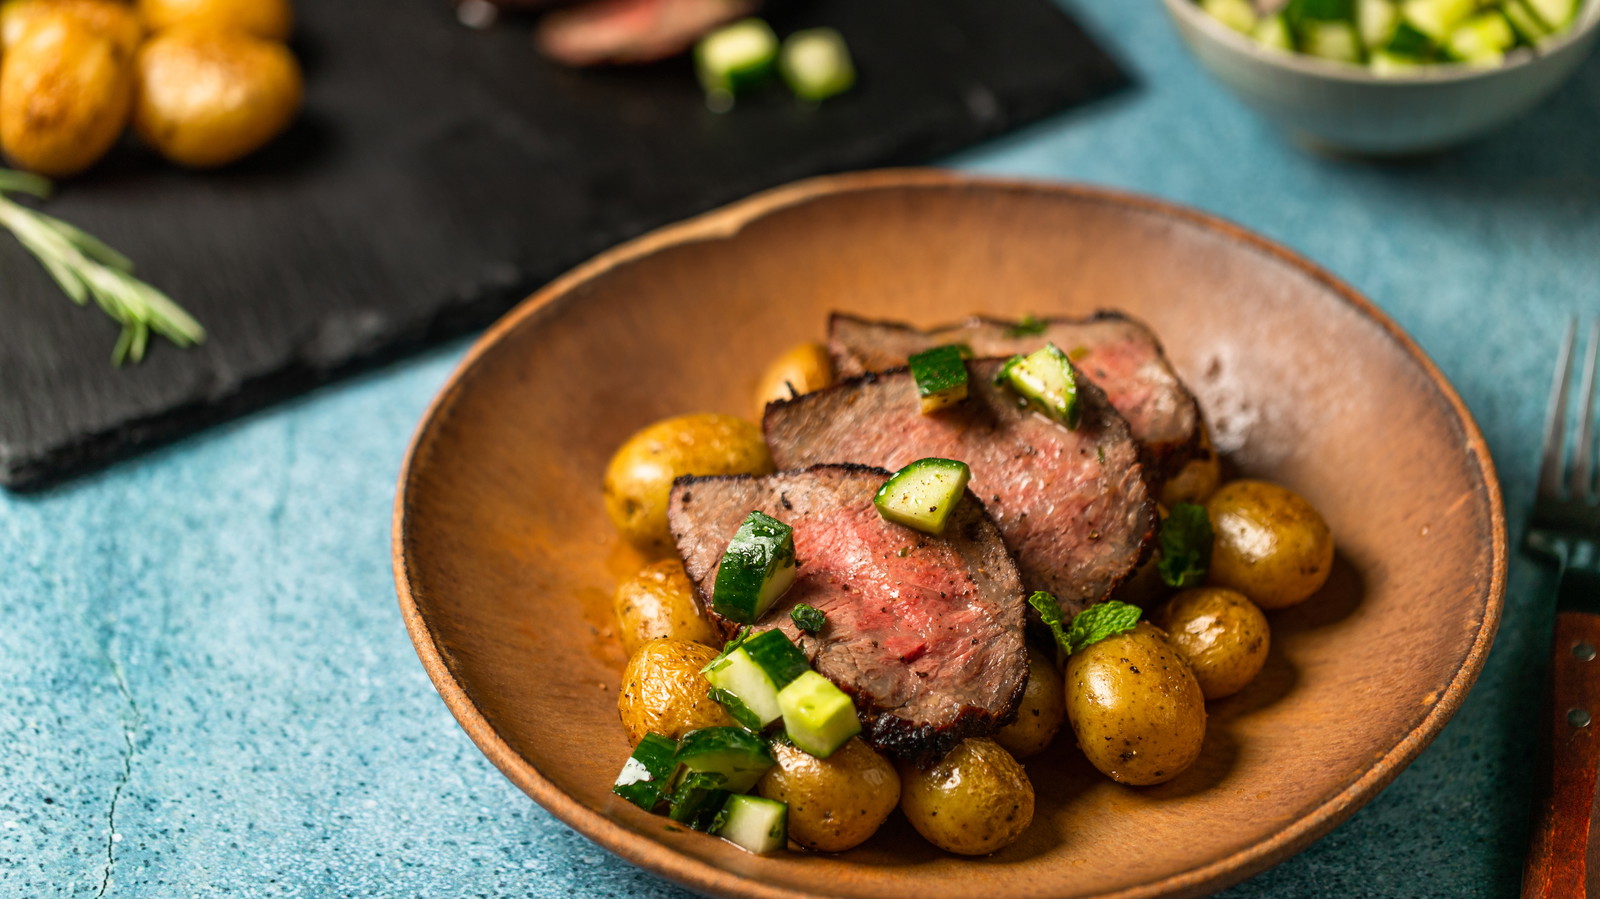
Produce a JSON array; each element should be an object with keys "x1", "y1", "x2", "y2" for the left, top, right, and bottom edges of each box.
[{"x1": 0, "y1": 169, "x2": 205, "y2": 365}]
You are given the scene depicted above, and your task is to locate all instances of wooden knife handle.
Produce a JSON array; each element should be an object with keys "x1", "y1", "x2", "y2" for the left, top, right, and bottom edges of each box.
[{"x1": 1525, "y1": 602, "x2": 1600, "y2": 899}]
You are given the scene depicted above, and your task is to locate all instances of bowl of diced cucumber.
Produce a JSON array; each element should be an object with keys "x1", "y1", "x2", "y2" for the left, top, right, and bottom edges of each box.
[{"x1": 1162, "y1": 0, "x2": 1600, "y2": 154}]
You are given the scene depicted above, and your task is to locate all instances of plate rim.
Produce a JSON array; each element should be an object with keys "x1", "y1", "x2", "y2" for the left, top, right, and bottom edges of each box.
[{"x1": 391, "y1": 168, "x2": 1508, "y2": 899}]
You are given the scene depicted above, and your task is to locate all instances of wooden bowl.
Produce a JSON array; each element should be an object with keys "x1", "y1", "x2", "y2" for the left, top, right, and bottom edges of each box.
[{"x1": 393, "y1": 170, "x2": 1506, "y2": 899}]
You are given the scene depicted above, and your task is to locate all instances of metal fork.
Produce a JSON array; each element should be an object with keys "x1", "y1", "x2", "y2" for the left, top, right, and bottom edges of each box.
[{"x1": 1522, "y1": 318, "x2": 1600, "y2": 899}]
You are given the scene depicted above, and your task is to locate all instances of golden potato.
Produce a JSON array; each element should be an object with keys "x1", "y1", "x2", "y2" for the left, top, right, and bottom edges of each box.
[
  {"x1": 613, "y1": 559, "x2": 718, "y2": 655},
  {"x1": 1152, "y1": 588, "x2": 1269, "y2": 700},
  {"x1": 617, "y1": 638, "x2": 733, "y2": 745},
  {"x1": 603, "y1": 413, "x2": 774, "y2": 554},
  {"x1": 754, "y1": 341, "x2": 834, "y2": 414},
  {"x1": 1205, "y1": 479, "x2": 1333, "y2": 610},
  {"x1": 132, "y1": 27, "x2": 302, "y2": 169},
  {"x1": 1, "y1": 0, "x2": 143, "y2": 55},
  {"x1": 994, "y1": 645, "x2": 1064, "y2": 759},
  {"x1": 0, "y1": 16, "x2": 132, "y2": 177},
  {"x1": 1065, "y1": 622, "x2": 1206, "y2": 786},
  {"x1": 1159, "y1": 426, "x2": 1221, "y2": 508},
  {"x1": 756, "y1": 737, "x2": 899, "y2": 852},
  {"x1": 137, "y1": 0, "x2": 292, "y2": 40},
  {"x1": 899, "y1": 738, "x2": 1033, "y2": 855}
]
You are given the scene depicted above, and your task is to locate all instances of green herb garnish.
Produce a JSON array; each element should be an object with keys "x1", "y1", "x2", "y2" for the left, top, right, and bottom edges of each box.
[
  {"x1": 0, "y1": 169, "x2": 205, "y2": 365},
  {"x1": 790, "y1": 603, "x2": 826, "y2": 634},
  {"x1": 1030, "y1": 591, "x2": 1142, "y2": 655},
  {"x1": 1158, "y1": 503, "x2": 1214, "y2": 589},
  {"x1": 1005, "y1": 314, "x2": 1048, "y2": 338},
  {"x1": 701, "y1": 626, "x2": 753, "y2": 674}
]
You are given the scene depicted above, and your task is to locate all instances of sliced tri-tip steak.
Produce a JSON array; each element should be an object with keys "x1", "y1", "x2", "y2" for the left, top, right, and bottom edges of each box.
[
  {"x1": 765, "y1": 358, "x2": 1157, "y2": 613},
  {"x1": 669, "y1": 464, "x2": 1027, "y2": 759},
  {"x1": 828, "y1": 312, "x2": 1202, "y2": 479}
]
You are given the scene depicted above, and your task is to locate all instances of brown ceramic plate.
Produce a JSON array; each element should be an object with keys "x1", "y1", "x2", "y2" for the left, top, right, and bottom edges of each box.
[{"x1": 392, "y1": 170, "x2": 1505, "y2": 899}]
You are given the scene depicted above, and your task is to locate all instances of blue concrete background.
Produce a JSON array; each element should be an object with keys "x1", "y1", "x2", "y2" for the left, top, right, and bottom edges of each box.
[{"x1": 3, "y1": 1, "x2": 1596, "y2": 896}]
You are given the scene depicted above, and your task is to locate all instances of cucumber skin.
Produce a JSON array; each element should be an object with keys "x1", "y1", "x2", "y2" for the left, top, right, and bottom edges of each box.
[
  {"x1": 668, "y1": 773, "x2": 731, "y2": 831},
  {"x1": 672, "y1": 727, "x2": 775, "y2": 793},
  {"x1": 705, "y1": 629, "x2": 811, "y2": 728},
  {"x1": 694, "y1": 18, "x2": 778, "y2": 95},
  {"x1": 908, "y1": 346, "x2": 970, "y2": 414},
  {"x1": 611, "y1": 732, "x2": 679, "y2": 811},
  {"x1": 741, "y1": 629, "x2": 811, "y2": 689},
  {"x1": 711, "y1": 511, "x2": 797, "y2": 624},
  {"x1": 1000, "y1": 344, "x2": 1081, "y2": 429}
]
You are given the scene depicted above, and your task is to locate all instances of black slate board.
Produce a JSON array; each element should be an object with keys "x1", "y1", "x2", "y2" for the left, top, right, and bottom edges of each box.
[{"x1": 0, "y1": 0, "x2": 1126, "y2": 489}]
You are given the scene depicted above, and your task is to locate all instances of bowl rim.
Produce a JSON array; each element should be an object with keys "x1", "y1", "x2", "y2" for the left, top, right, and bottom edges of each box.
[
  {"x1": 391, "y1": 168, "x2": 1508, "y2": 899},
  {"x1": 1162, "y1": 0, "x2": 1600, "y2": 85}
]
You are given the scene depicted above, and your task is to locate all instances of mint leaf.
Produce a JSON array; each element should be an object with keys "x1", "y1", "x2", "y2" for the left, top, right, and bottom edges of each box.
[
  {"x1": 1029, "y1": 591, "x2": 1071, "y2": 649},
  {"x1": 1065, "y1": 601, "x2": 1142, "y2": 654},
  {"x1": 1005, "y1": 314, "x2": 1048, "y2": 338},
  {"x1": 1158, "y1": 503, "x2": 1214, "y2": 589},
  {"x1": 790, "y1": 603, "x2": 826, "y2": 634}
]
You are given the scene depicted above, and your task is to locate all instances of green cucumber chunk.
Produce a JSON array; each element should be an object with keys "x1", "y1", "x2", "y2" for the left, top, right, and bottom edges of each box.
[
  {"x1": 712, "y1": 511, "x2": 797, "y2": 624},
  {"x1": 779, "y1": 27, "x2": 856, "y2": 102},
  {"x1": 1503, "y1": 0, "x2": 1553, "y2": 40},
  {"x1": 703, "y1": 628, "x2": 811, "y2": 727},
  {"x1": 1302, "y1": 20, "x2": 1364, "y2": 60},
  {"x1": 1524, "y1": 0, "x2": 1578, "y2": 30},
  {"x1": 1400, "y1": 0, "x2": 1477, "y2": 41},
  {"x1": 1253, "y1": 13, "x2": 1295, "y2": 50},
  {"x1": 907, "y1": 345, "x2": 970, "y2": 414},
  {"x1": 695, "y1": 18, "x2": 779, "y2": 111},
  {"x1": 777, "y1": 670, "x2": 861, "y2": 758},
  {"x1": 1369, "y1": 49, "x2": 1425, "y2": 72},
  {"x1": 714, "y1": 795, "x2": 789, "y2": 854},
  {"x1": 1447, "y1": 11, "x2": 1515, "y2": 63},
  {"x1": 672, "y1": 727, "x2": 775, "y2": 793},
  {"x1": 668, "y1": 772, "x2": 731, "y2": 831},
  {"x1": 1286, "y1": 0, "x2": 1356, "y2": 25},
  {"x1": 1358, "y1": 0, "x2": 1401, "y2": 49},
  {"x1": 1384, "y1": 20, "x2": 1439, "y2": 57},
  {"x1": 611, "y1": 732, "x2": 679, "y2": 811},
  {"x1": 997, "y1": 343, "x2": 1081, "y2": 428},
  {"x1": 1201, "y1": 0, "x2": 1259, "y2": 33},
  {"x1": 873, "y1": 457, "x2": 971, "y2": 536}
]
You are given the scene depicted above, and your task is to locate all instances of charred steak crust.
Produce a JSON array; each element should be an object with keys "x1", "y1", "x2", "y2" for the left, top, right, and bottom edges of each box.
[
  {"x1": 827, "y1": 311, "x2": 1203, "y2": 480},
  {"x1": 668, "y1": 463, "x2": 1028, "y2": 759},
  {"x1": 764, "y1": 359, "x2": 1158, "y2": 615}
]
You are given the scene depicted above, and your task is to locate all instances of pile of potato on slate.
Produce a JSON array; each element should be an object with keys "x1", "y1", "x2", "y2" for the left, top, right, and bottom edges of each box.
[{"x1": 0, "y1": 0, "x2": 301, "y2": 176}]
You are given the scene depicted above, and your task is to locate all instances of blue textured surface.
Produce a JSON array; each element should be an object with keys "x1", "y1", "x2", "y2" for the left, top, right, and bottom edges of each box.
[{"x1": 3, "y1": 1, "x2": 1597, "y2": 896}]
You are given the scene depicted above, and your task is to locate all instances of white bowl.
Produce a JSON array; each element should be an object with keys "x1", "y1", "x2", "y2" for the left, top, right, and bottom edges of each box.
[{"x1": 1162, "y1": 0, "x2": 1600, "y2": 155}]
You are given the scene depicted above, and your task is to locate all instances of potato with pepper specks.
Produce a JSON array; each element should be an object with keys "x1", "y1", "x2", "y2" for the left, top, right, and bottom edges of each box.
[
  {"x1": 899, "y1": 738, "x2": 1034, "y2": 855},
  {"x1": 994, "y1": 645, "x2": 1065, "y2": 759},
  {"x1": 1, "y1": 0, "x2": 143, "y2": 55},
  {"x1": 617, "y1": 638, "x2": 733, "y2": 745},
  {"x1": 612, "y1": 559, "x2": 718, "y2": 656},
  {"x1": 754, "y1": 341, "x2": 834, "y2": 415},
  {"x1": 1205, "y1": 479, "x2": 1334, "y2": 610},
  {"x1": 603, "y1": 413, "x2": 774, "y2": 555},
  {"x1": 756, "y1": 737, "x2": 900, "y2": 852},
  {"x1": 1152, "y1": 587, "x2": 1270, "y2": 700},
  {"x1": 133, "y1": 26, "x2": 302, "y2": 169},
  {"x1": 137, "y1": 0, "x2": 293, "y2": 40},
  {"x1": 0, "y1": 15, "x2": 133, "y2": 177},
  {"x1": 1065, "y1": 622, "x2": 1206, "y2": 786}
]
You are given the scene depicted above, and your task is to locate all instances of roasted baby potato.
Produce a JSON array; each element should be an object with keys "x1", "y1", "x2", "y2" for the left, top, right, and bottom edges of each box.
[
  {"x1": 603, "y1": 413, "x2": 774, "y2": 554},
  {"x1": 1159, "y1": 426, "x2": 1221, "y2": 508},
  {"x1": 0, "y1": 15, "x2": 133, "y2": 177},
  {"x1": 1205, "y1": 479, "x2": 1333, "y2": 610},
  {"x1": 1, "y1": 0, "x2": 142, "y2": 55},
  {"x1": 613, "y1": 559, "x2": 718, "y2": 656},
  {"x1": 1065, "y1": 622, "x2": 1206, "y2": 786},
  {"x1": 1152, "y1": 587, "x2": 1269, "y2": 700},
  {"x1": 994, "y1": 645, "x2": 1065, "y2": 759},
  {"x1": 754, "y1": 341, "x2": 834, "y2": 414},
  {"x1": 133, "y1": 27, "x2": 302, "y2": 168},
  {"x1": 617, "y1": 638, "x2": 732, "y2": 744},
  {"x1": 756, "y1": 737, "x2": 899, "y2": 852},
  {"x1": 899, "y1": 738, "x2": 1034, "y2": 855},
  {"x1": 137, "y1": 0, "x2": 293, "y2": 40}
]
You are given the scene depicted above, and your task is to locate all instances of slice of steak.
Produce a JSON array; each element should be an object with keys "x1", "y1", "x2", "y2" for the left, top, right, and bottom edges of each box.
[
  {"x1": 669, "y1": 464, "x2": 1027, "y2": 759},
  {"x1": 765, "y1": 359, "x2": 1157, "y2": 614},
  {"x1": 828, "y1": 312, "x2": 1201, "y2": 479}
]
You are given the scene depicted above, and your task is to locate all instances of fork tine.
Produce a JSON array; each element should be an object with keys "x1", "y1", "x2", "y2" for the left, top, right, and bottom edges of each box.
[
  {"x1": 1575, "y1": 319, "x2": 1599, "y2": 500},
  {"x1": 1539, "y1": 319, "x2": 1577, "y2": 499}
]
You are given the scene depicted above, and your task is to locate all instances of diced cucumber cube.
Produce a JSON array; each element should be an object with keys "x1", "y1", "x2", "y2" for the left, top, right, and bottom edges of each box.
[
  {"x1": 1202, "y1": 0, "x2": 1260, "y2": 33},
  {"x1": 997, "y1": 343, "x2": 1081, "y2": 428},
  {"x1": 1401, "y1": 0, "x2": 1477, "y2": 41},
  {"x1": 611, "y1": 732, "x2": 679, "y2": 811},
  {"x1": 873, "y1": 457, "x2": 971, "y2": 536},
  {"x1": 777, "y1": 671, "x2": 860, "y2": 759},
  {"x1": 1369, "y1": 49, "x2": 1425, "y2": 72},
  {"x1": 695, "y1": 18, "x2": 778, "y2": 111},
  {"x1": 711, "y1": 511, "x2": 797, "y2": 625},
  {"x1": 703, "y1": 629, "x2": 811, "y2": 727},
  {"x1": 1447, "y1": 11, "x2": 1515, "y2": 62},
  {"x1": 1358, "y1": 0, "x2": 1401, "y2": 49},
  {"x1": 667, "y1": 772, "x2": 730, "y2": 831},
  {"x1": 1503, "y1": 0, "x2": 1553, "y2": 41},
  {"x1": 1253, "y1": 14, "x2": 1295, "y2": 50},
  {"x1": 671, "y1": 727, "x2": 775, "y2": 793},
  {"x1": 714, "y1": 794, "x2": 788, "y2": 854},
  {"x1": 779, "y1": 27, "x2": 855, "y2": 102},
  {"x1": 1303, "y1": 20, "x2": 1365, "y2": 61},
  {"x1": 1524, "y1": 0, "x2": 1578, "y2": 30},
  {"x1": 908, "y1": 345, "x2": 970, "y2": 414}
]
